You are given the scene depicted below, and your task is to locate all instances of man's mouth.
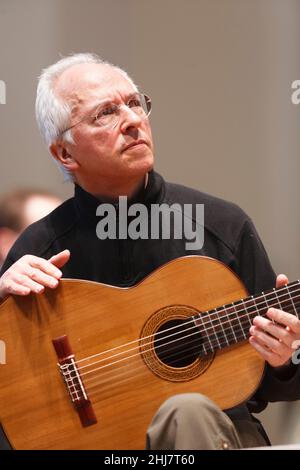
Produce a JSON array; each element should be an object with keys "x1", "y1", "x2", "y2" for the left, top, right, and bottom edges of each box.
[{"x1": 122, "y1": 140, "x2": 148, "y2": 152}]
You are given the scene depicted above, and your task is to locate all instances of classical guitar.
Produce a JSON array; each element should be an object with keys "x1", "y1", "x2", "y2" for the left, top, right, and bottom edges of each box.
[{"x1": 0, "y1": 256, "x2": 299, "y2": 449}]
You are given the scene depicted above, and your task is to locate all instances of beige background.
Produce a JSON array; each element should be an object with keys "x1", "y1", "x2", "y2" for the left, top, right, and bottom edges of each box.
[{"x1": 0, "y1": 0, "x2": 299, "y2": 445}]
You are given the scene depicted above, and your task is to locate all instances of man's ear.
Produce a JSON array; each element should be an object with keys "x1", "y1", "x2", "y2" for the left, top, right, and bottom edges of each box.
[{"x1": 50, "y1": 142, "x2": 79, "y2": 171}]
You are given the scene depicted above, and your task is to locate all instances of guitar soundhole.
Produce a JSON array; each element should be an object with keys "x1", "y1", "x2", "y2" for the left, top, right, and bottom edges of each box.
[
  {"x1": 140, "y1": 305, "x2": 214, "y2": 382},
  {"x1": 154, "y1": 319, "x2": 203, "y2": 368}
]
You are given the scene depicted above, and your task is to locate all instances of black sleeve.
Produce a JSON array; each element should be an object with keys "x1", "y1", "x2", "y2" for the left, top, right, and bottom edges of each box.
[
  {"x1": 234, "y1": 218, "x2": 300, "y2": 407},
  {"x1": 233, "y1": 217, "x2": 276, "y2": 296}
]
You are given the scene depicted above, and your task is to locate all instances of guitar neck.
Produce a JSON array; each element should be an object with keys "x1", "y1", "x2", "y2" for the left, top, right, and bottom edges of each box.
[{"x1": 194, "y1": 281, "x2": 300, "y2": 354}]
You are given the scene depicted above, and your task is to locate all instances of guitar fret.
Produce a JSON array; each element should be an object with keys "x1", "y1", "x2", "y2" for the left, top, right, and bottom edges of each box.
[
  {"x1": 195, "y1": 313, "x2": 214, "y2": 354},
  {"x1": 261, "y1": 291, "x2": 275, "y2": 325},
  {"x1": 278, "y1": 286, "x2": 295, "y2": 316},
  {"x1": 264, "y1": 285, "x2": 298, "y2": 318},
  {"x1": 260, "y1": 291, "x2": 268, "y2": 311},
  {"x1": 286, "y1": 284, "x2": 299, "y2": 319},
  {"x1": 224, "y1": 305, "x2": 238, "y2": 343},
  {"x1": 288, "y1": 282, "x2": 300, "y2": 317},
  {"x1": 192, "y1": 315, "x2": 207, "y2": 355},
  {"x1": 266, "y1": 289, "x2": 282, "y2": 315},
  {"x1": 232, "y1": 302, "x2": 247, "y2": 340},
  {"x1": 217, "y1": 308, "x2": 235, "y2": 348},
  {"x1": 215, "y1": 304, "x2": 240, "y2": 345},
  {"x1": 216, "y1": 308, "x2": 230, "y2": 347},
  {"x1": 194, "y1": 280, "x2": 300, "y2": 355},
  {"x1": 241, "y1": 297, "x2": 254, "y2": 329},
  {"x1": 209, "y1": 310, "x2": 222, "y2": 349},
  {"x1": 273, "y1": 287, "x2": 283, "y2": 311},
  {"x1": 214, "y1": 306, "x2": 237, "y2": 347}
]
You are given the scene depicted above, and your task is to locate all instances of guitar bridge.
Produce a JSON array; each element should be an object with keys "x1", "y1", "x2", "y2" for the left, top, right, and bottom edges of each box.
[{"x1": 52, "y1": 335, "x2": 97, "y2": 427}]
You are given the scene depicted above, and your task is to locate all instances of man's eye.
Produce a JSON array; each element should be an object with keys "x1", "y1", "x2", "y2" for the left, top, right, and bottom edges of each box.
[
  {"x1": 128, "y1": 98, "x2": 141, "y2": 108},
  {"x1": 94, "y1": 105, "x2": 117, "y2": 121},
  {"x1": 102, "y1": 105, "x2": 116, "y2": 116}
]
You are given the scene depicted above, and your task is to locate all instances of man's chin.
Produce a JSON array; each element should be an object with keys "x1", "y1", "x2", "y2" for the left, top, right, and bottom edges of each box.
[
  {"x1": 130, "y1": 159, "x2": 154, "y2": 175},
  {"x1": 123, "y1": 149, "x2": 154, "y2": 168}
]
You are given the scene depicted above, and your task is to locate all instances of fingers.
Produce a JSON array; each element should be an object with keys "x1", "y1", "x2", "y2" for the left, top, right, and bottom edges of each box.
[
  {"x1": 24, "y1": 267, "x2": 59, "y2": 291},
  {"x1": 49, "y1": 249, "x2": 70, "y2": 268},
  {"x1": 267, "y1": 308, "x2": 300, "y2": 334},
  {"x1": 276, "y1": 274, "x2": 289, "y2": 288},
  {"x1": 249, "y1": 325, "x2": 294, "y2": 356},
  {"x1": 29, "y1": 256, "x2": 63, "y2": 279},
  {"x1": 3, "y1": 279, "x2": 31, "y2": 296},
  {"x1": 249, "y1": 336, "x2": 283, "y2": 367},
  {"x1": 0, "y1": 250, "x2": 70, "y2": 299},
  {"x1": 12, "y1": 272, "x2": 47, "y2": 295},
  {"x1": 250, "y1": 305, "x2": 300, "y2": 366},
  {"x1": 252, "y1": 313, "x2": 297, "y2": 348},
  {"x1": 250, "y1": 274, "x2": 300, "y2": 367}
]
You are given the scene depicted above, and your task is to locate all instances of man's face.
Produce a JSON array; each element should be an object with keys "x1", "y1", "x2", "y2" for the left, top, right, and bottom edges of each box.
[{"x1": 53, "y1": 63, "x2": 154, "y2": 194}]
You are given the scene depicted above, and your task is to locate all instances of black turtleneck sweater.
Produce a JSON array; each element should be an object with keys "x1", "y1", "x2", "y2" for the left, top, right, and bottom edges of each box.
[
  {"x1": 1, "y1": 170, "x2": 299, "y2": 445},
  {"x1": 0, "y1": 171, "x2": 277, "y2": 295}
]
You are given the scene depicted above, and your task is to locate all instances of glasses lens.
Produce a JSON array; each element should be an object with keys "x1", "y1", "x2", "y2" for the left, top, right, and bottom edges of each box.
[
  {"x1": 94, "y1": 93, "x2": 151, "y2": 128},
  {"x1": 141, "y1": 93, "x2": 152, "y2": 116},
  {"x1": 94, "y1": 103, "x2": 119, "y2": 127},
  {"x1": 128, "y1": 93, "x2": 151, "y2": 118}
]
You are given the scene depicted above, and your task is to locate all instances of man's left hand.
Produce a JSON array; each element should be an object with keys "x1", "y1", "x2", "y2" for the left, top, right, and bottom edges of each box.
[{"x1": 249, "y1": 274, "x2": 300, "y2": 367}]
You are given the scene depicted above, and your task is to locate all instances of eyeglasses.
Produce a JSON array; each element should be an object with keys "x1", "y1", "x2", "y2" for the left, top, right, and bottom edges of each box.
[{"x1": 61, "y1": 92, "x2": 151, "y2": 135}]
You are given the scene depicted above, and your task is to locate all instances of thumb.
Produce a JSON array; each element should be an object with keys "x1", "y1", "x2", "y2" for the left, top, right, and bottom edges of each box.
[
  {"x1": 48, "y1": 249, "x2": 71, "y2": 269},
  {"x1": 276, "y1": 273, "x2": 289, "y2": 289}
]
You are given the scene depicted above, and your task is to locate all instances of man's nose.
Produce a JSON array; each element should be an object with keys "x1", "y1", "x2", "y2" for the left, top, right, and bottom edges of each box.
[{"x1": 119, "y1": 106, "x2": 143, "y2": 133}]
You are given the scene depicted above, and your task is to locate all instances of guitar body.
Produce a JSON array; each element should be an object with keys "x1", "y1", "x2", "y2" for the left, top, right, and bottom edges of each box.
[{"x1": 0, "y1": 256, "x2": 264, "y2": 449}]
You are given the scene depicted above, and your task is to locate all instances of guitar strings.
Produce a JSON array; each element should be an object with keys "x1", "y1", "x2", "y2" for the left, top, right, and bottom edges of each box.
[
  {"x1": 73, "y1": 301, "x2": 300, "y2": 399},
  {"x1": 70, "y1": 329, "x2": 228, "y2": 397},
  {"x1": 64, "y1": 296, "x2": 300, "y2": 397},
  {"x1": 72, "y1": 284, "x2": 300, "y2": 377},
  {"x1": 63, "y1": 297, "x2": 300, "y2": 397},
  {"x1": 77, "y1": 298, "x2": 300, "y2": 384},
  {"x1": 74, "y1": 282, "x2": 300, "y2": 371},
  {"x1": 72, "y1": 285, "x2": 300, "y2": 383},
  {"x1": 72, "y1": 332, "x2": 206, "y2": 390},
  {"x1": 86, "y1": 341, "x2": 217, "y2": 398}
]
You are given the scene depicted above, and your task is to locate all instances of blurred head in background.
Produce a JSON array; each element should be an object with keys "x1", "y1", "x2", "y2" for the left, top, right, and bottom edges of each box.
[{"x1": 0, "y1": 189, "x2": 61, "y2": 265}]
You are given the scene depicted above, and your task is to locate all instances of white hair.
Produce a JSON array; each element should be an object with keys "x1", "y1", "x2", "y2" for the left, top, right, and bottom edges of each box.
[{"x1": 35, "y1": 53, "x2": 137, "y2": 180}]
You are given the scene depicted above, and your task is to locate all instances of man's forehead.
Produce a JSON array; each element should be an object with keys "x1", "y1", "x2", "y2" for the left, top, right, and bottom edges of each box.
[{"x1": 54, "y1": 63, "x2": 134, "y2": 104}]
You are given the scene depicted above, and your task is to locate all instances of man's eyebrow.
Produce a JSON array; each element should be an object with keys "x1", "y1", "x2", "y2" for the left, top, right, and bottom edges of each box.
[{"x1": 81, "y1": 98, "x2": 112, "y2": 116}]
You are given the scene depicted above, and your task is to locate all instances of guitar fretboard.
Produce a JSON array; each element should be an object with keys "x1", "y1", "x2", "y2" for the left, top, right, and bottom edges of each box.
[{"x1": 193, "y1": 281, "x2": 300, "y2": 355}]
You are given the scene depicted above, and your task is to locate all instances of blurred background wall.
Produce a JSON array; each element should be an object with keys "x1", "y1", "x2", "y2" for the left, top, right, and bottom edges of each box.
[{"x1": 0, "y1": 0, "x2": 299, "y2": 445}]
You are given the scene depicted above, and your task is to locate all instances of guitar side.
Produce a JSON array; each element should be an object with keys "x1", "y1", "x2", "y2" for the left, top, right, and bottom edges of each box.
[{"x1": 0, "y1": 256, "x2": 265, "y2": 449}]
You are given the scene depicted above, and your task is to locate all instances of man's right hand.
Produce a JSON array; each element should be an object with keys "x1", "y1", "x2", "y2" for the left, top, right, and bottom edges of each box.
[{"x1": 0, "y1": 249, "x2": 70, "y2": 300}]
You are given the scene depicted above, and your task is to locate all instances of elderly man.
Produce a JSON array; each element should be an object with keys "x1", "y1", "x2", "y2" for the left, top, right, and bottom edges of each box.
[{"x1": 0, "y1": 53, "x2": 299, "y2": 450}]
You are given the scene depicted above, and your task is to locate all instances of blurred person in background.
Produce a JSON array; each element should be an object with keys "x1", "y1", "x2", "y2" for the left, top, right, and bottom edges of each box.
[{"x1": 0, "y1": 189, "x2": 62, "y2": 268}]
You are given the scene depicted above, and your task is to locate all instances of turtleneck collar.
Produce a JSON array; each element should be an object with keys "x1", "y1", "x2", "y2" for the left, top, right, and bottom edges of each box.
[{"x1": 74, "y1": 170, "x2": 165, "y2": 221}]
